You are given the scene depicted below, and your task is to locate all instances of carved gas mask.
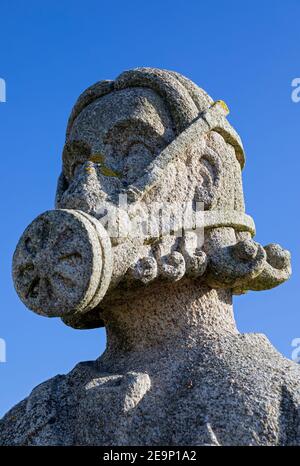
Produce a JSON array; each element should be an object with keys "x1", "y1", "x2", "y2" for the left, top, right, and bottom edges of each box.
[{"x1": 12, "y1": 68, "x2": 291, "y2": 329}]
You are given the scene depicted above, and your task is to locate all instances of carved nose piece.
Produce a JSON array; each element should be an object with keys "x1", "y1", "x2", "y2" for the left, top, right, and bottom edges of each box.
[{"x1": 12, "y1": 209, "x2": 113, "y2": 318}]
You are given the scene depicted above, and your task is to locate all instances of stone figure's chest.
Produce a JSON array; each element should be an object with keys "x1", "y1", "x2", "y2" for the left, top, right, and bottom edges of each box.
[{"x1": 73, "y1": 371, "x2": 281, "y2": 446}]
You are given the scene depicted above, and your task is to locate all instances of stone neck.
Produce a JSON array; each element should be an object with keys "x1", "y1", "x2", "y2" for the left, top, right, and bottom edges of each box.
[{"x1": 100, "y1": 279, "x2": 238, "y2": 363}]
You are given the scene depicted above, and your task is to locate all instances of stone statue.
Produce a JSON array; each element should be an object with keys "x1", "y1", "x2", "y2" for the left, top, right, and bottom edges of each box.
[{"x1": 1, "y1": 68, "x2": 298, "y2": 446}]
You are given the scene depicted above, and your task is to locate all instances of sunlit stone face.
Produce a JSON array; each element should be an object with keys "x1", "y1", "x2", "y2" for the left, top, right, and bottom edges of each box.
[
  {"x1": 57, "y1": 85, "x2": 244, "y2": 217},
  {"x1": 64, "y1": 87, "x2": 175, "y2": 187}
]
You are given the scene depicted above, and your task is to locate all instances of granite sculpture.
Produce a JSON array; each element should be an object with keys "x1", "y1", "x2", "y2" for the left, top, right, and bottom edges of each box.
[{"x1": 0, "y1": 68, "x2": 298, "y2": 446}]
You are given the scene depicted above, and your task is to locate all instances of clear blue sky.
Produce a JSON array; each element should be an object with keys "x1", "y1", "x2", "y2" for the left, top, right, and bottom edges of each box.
[{"x1": 0, "y1": 0, "x2": 300, "y2": 417}]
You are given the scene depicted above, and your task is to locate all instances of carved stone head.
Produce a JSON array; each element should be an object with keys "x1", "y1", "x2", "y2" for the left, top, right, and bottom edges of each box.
[{"x1": 12, "y1": 68, "x2": 291, "y2": 329}]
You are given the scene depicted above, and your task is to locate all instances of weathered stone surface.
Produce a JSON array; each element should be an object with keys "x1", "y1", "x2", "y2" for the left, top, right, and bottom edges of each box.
[
  {"x1": 2, "y1": 68, "x2": 296, "y2": 446},
  {"x1": 12, "y1": 209, "x2": 112, "y2": 317},
  {"x1": 2, "y1": 283, "x2": 300, "y2": 446}
]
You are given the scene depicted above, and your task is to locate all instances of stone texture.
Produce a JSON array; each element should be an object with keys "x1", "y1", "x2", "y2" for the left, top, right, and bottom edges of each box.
[
  {"x1": 12, "y1": 209, "x2": 112, "y2": 317},
  {"x1": 1, "y1": 67, "x2": 296, "y2": 446}
]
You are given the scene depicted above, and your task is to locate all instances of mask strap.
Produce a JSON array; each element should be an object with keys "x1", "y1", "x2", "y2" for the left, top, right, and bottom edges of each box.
[
  {"x1": 127, "y1": 101, "x2": 245, "y2": 203},
  {"x1": 203, "y1": 210, "x2": 255, "y2": 236}
]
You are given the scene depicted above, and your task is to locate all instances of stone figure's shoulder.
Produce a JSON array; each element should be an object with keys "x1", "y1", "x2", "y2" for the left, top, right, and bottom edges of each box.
[
  {"x1": 0, "y1": 374, "x2": 68, "y2": 446},
  {"x1": 224, "y1": 333, "x2": 300, "y2": 443},
  {"x1": 220, "y1": 332, "x2": 300, "y2": 382},
  {"x1": 0, "y1": 360, "x2": 97, "y2": 446},
  {"x1": 180, "y1": 333, "x2": 300, "y2": 445}
]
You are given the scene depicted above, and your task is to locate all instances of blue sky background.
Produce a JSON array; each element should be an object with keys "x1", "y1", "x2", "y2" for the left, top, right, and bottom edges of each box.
[{"x1": 0, "y1": 0, "x2": 300, "y2": 417}]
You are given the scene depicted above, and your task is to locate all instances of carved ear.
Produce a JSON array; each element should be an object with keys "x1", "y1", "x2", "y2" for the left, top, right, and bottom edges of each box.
[{"x1": 192, "y1": 149, "x2": 222, "y2": 209}]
